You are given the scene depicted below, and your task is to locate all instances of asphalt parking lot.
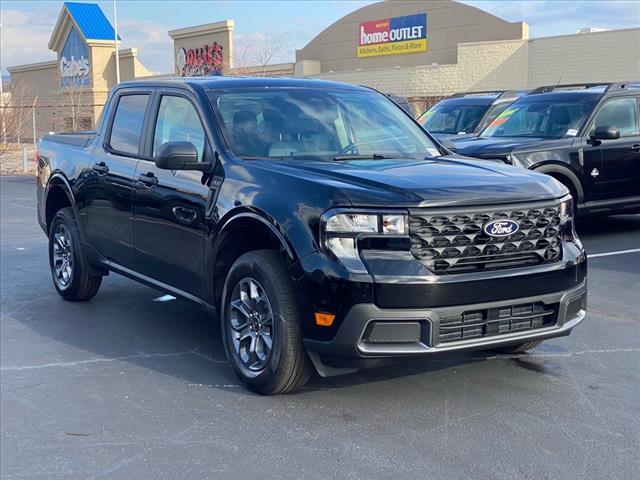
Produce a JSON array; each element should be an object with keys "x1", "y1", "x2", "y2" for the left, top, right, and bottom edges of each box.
[{"x1": 1, "y1": 175, "x2": 639, "y2": 480}]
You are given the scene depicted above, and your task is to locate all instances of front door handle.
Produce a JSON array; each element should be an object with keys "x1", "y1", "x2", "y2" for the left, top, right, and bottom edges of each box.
[
  {"x1": 172, "y1": 206, "x2": 197, "y2": 224},
  {"x1": 93, "y1": 162, "x2": 109, "y2": 174},
  {"x1": 630, "y1": 144, "x2": 640, "y2": 152},
  {"x1": 137, "y1": 172, "x2": 158, "y2": 187}
]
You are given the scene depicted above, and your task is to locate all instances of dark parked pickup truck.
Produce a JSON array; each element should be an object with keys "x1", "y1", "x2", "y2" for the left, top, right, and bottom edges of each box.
[{"x1": 36, "y1": 77, "x2": 587, "y2": 394}]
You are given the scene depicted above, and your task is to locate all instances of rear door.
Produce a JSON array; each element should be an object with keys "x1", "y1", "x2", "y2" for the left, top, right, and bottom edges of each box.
[
  {"x1": 82, "y1": 90, "x2": 153, "y2": 268},
  {"x1": 586, "y1": 95, "x2": 640, "y2": 200},
  {"x1": 132, "y1": 89, "x2": 210, "y2": 297}
]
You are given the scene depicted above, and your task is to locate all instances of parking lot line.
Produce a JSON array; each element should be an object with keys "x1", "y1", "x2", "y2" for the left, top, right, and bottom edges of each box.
[{"x1": 589, "y1": 248, "x2": 640, "y2": 258}]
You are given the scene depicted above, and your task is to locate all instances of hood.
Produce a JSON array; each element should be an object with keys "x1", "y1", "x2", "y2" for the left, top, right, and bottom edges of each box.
[
  {"x1": 252, "y1": 156, "x2": 567, "y2": 208},
  {"x1": 432, "y1": 132, "x2": 473, "y2": 142},
  {"x1": 450, "y1": 136, "x2": 573, "y2": 159}
]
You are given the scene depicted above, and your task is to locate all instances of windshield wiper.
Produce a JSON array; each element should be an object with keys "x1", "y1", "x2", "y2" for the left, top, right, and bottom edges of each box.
[{"x1": 333, "y1": 153, "x2": 402, "y2": 161}]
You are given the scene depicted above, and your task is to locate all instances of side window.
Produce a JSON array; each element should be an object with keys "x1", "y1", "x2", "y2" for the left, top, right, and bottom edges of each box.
[
  {"x1": 591, "y1": 97, "x2": 639, "y2": 137},
  {"x1": 108, "y1": 94, "x2": 149, "y2": 155},
  {"x1": 153, "y1": 96, "x2": 206, "y2": 161}
]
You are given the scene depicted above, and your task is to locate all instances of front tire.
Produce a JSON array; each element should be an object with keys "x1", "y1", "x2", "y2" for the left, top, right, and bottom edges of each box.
[
  {"x1": 221, "y1": 250, "x2": 311, "y2": 394},
  {"x1": 48, "y1": 207, "x2": 102, "y2": 301}
]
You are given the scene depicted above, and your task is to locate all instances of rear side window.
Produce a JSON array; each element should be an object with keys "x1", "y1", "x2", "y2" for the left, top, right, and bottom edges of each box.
[{"x1": 109, "y1": 94, "x2": 149, "y2": 155}]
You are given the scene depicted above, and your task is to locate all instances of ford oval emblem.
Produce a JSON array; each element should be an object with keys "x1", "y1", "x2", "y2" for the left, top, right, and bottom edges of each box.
[{"x1": 483, "y1": 219, "x2": 520, "y2": 237}]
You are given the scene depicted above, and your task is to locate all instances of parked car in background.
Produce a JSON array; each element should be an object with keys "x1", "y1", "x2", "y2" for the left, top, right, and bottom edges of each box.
[
  {"x1": 385, "y1": 93, "x2": 413, "y2": 114},
  {"x1": 449, "y1": 83, "x2": 640, "y2": 217},
  {"x1": 36, "y1": 77, "x2": 586, "y2": 394},
  {"x1": 417, "y1": 90, "x2": 526, "y2": 141}
]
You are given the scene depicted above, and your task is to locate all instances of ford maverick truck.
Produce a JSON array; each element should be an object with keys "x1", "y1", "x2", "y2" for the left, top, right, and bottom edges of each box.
[{"x1": 36, "y1": 77, "x2": 587, "y2": 394}]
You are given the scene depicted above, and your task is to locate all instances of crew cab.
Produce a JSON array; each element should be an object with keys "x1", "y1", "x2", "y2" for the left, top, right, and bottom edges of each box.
[
  {"x1": 449, "y1": 83, "x2": 640, "y2": 217},
  {"x1": 417, "y1": 90, "x2": 525, "y2": 141},
  {"x1": 36, "y1": 77, "x2": 587, "y2": 394}
]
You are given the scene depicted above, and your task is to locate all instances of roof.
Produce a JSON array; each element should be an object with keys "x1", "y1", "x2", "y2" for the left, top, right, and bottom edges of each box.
[
  {"x1": 435, "y1": 95, "x2": 498, "y2": 107},
  {"x1": 49, "y1": 2, "x2": 120, "y2": 50},
  {"x1": 116, "y1": 76, "x2": 372, "y2": 92},
  {"x1": 521, "y1": 90, "x2": 608, "y2": 102},
  {"x1": 63, "y1": 2, "x2": 120, "y2": 41}
]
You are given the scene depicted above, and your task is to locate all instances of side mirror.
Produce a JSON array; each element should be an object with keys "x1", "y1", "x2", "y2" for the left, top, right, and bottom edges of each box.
[
  {"x1": 592, "y1": 125, "x2": 621, "y2": 141},
  {"x1": 155, "y1": 141, "x2": 212, "y2": 171}
]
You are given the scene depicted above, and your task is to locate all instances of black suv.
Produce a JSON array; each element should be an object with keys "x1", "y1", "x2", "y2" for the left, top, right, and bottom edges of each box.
[
  {"x1": 449, "y1": 83, "x2": 640, "y2": 217},
  {"x1": 36, "y1": 77, "x2": 586, "y2": 394},
  {"x1": 417, "y1": 90, "x2": 525, "y2": 142}
]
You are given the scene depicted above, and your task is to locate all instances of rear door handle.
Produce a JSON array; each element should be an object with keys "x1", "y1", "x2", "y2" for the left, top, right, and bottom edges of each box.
[
  {"x1": 92, "y1": 162, "x2": 109, "y2": 174},
  {"x1": 630, "y1": 144, "x2": 640, "y2": 152},
  {"x1": 137, "y1": 172, "x2": 158, "y2": 187}
]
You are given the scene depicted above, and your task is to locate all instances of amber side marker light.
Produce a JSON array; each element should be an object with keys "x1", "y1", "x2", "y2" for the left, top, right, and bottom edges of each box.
[{"x1": 314, "y1": 312, "x2": 335, "y2": 327}]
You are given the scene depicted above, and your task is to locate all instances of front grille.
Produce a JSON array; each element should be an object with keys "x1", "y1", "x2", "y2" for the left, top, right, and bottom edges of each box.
[
  {"x1": 410, "y1": 203, "x2": 562, "y2": 275},
  {"x1": 438, "y1": 302, "x2": 558, "y2": 343}
]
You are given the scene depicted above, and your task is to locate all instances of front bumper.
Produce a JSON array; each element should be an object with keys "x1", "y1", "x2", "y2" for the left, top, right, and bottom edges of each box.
[{"x1": 304, "y1": 279, "x2": 586, "y2": 365}]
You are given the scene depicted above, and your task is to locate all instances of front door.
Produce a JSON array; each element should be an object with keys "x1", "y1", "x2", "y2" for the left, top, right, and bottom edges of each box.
[
  {"x1": 586, "y1": 96, "x2": 640, "y2": 200},
  {"x1": 133, "y1": 91, "x2": 210, "y2": 297},
  {"x1": 81, "y1": 92, "x2": 152, "y2": 268}
]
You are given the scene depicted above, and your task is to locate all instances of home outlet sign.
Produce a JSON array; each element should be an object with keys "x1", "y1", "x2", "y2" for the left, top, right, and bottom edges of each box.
[
  {"x1": 59, "y1": 27, "x2": 90, "y2": 87},
  {"x1": 358, "y1": 13, "x2": 428, "y2": 58}
]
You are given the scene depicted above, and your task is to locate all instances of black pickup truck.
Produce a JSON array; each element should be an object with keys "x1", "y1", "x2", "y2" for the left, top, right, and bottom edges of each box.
[
  {"x1": 36, "y1": 77, "x2": 587, "y2": 394},
  {"x1": 449, "y1": 83, "x2": 640, "y2": 217}
]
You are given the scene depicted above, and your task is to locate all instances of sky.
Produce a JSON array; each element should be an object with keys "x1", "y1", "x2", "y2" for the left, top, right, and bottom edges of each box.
[{"x1": 1, "y1": 0, "x2": 639, "y2": 76}]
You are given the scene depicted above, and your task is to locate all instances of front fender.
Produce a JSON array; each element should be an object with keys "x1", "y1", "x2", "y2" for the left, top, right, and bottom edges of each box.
[{"x1": 215, "y1": 207, "x2": 297, "y2": 261}]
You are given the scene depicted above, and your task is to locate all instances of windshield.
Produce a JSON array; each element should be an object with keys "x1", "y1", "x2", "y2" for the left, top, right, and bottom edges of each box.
[
  {"x1": 417, "y1": 101, "x2": 490, "y2": 134},
  {"x1": 481, "y1": 98, "x2": 596, "y2": 138},
  {"x1": 209, "y1": 88, "x2": 442, "y2": 161},
  {"x1": 475, "y1": 101, "x2": 514, "y2": 133}
]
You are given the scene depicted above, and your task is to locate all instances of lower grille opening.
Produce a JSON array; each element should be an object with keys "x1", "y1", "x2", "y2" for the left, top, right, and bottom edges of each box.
[
  {"x1": 438, "y1": 302, "x2": 558, "y2": 343},
  {"x1": 363, "y1": 321, "x2": 422, "y2": 344}
]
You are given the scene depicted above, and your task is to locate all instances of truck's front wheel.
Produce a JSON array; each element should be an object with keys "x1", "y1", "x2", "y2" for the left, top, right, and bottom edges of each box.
[
  {"x1": 221, "y1": 250, "x2": 311, "y2": 394},
  {"x1": 48, "y1": 207, "x2": 102, "y2": 301}
]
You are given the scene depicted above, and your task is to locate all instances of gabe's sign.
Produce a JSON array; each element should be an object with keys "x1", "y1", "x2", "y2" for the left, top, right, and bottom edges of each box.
[
  {"x1": 59, "y1": 27, "x2": 90, "y2": 87},
  {"x1": 358, "y1": 13, "x2": 427, "y2": 58}
]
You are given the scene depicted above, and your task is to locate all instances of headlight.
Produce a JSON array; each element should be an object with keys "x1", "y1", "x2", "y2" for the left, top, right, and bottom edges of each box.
[
  {"x1": 559, "y1": 195, "x2": 575, "y2": 241},
  {"x1": 321, "y1": 210, "x2": 408, "y2": 273}
]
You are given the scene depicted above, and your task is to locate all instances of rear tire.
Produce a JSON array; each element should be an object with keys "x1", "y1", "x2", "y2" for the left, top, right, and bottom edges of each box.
[
  {"x1": 493, "y1": 339, "x2": 543, "y2": 354},
  {"x1": 221, "y1": 250, "x2": 311, "y2": 395},
  {"x1": 48, "y1": 207, "x2": 102, "y2": 301}
]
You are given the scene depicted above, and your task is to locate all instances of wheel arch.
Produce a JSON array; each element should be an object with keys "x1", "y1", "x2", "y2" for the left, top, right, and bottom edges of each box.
[
  {"x1": 532, "y1": 163, "x2": 584, "y2": 204},
  {"x1": 210, "y1": 211, "x2": 298, "y2": 309},
  {"x1": 45, "y1": 174, "x2": 78, "y2": 234}
]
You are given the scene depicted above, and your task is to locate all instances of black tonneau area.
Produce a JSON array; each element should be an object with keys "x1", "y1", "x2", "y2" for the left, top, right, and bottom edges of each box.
[{"x1": 43, "y1": 131, "x2": 96, "y2": 148}]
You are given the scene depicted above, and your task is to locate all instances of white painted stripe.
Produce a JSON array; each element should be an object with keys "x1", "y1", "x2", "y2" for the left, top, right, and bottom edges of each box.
[
  {"x1": 154, "y1": 294, "x2": 176, "y2": 302},
  {"x1": 589, "y1": 248, "x2": 640, "y2": 258}
]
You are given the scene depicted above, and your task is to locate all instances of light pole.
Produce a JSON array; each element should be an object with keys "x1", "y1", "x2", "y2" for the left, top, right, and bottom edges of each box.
[
  {"x1": 113, "y1": 0, "x2": 120, "y2": 84},
  {"x1": 0, "y1": 20, "x2": 7, "y2": 144}
]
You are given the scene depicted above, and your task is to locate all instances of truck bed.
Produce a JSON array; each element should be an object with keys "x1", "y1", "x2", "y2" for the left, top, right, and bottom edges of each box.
[{"x1": 42, "y1": 131, "x2": 97, "y2": 149}]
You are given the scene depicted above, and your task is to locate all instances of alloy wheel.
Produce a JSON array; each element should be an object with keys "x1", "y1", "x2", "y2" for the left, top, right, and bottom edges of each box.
[
  {"x1": 52, "y1": 224, "x2": 73, "y2": 288},
  {"x1": 228, "y1": 277, "x2": 275, "y2": 371}
]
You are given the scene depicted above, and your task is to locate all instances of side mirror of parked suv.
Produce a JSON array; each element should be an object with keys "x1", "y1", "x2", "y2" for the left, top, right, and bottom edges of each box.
[
  {"x1": 155, "y1": 141, "x2": 212, "y2": 171},
  {"x1": 592, "y1": 125, "x2": 621, "y2": 141}
]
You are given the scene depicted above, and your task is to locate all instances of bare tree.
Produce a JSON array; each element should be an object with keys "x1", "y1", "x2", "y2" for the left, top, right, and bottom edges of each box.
[
  {"x1": 57, "y1": 74, "x2": 91, "y2": 132},
  {"x1": 232, "y1": 30, "x2": 292, "y2": 77},
  {"x1": 4, "y1": 80, "x2": 34, "y2": 147}
]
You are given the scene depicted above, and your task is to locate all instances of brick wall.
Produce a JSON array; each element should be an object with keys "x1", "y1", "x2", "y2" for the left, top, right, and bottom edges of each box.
[{"x1": 310, "y1": 28, "x2": 640, "y2": 101}]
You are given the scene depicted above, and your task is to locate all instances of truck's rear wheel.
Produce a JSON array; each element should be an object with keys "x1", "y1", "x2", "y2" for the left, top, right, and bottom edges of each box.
[
  {"x1": 221, "y1": 250, "x2": 311, "y2": 395},
  {"x1": 493, "y1": 339, "x2": 543, "y2": 354},
  {"x1": 48, "y1": 207, "x2": 102, "y2": 301}
]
